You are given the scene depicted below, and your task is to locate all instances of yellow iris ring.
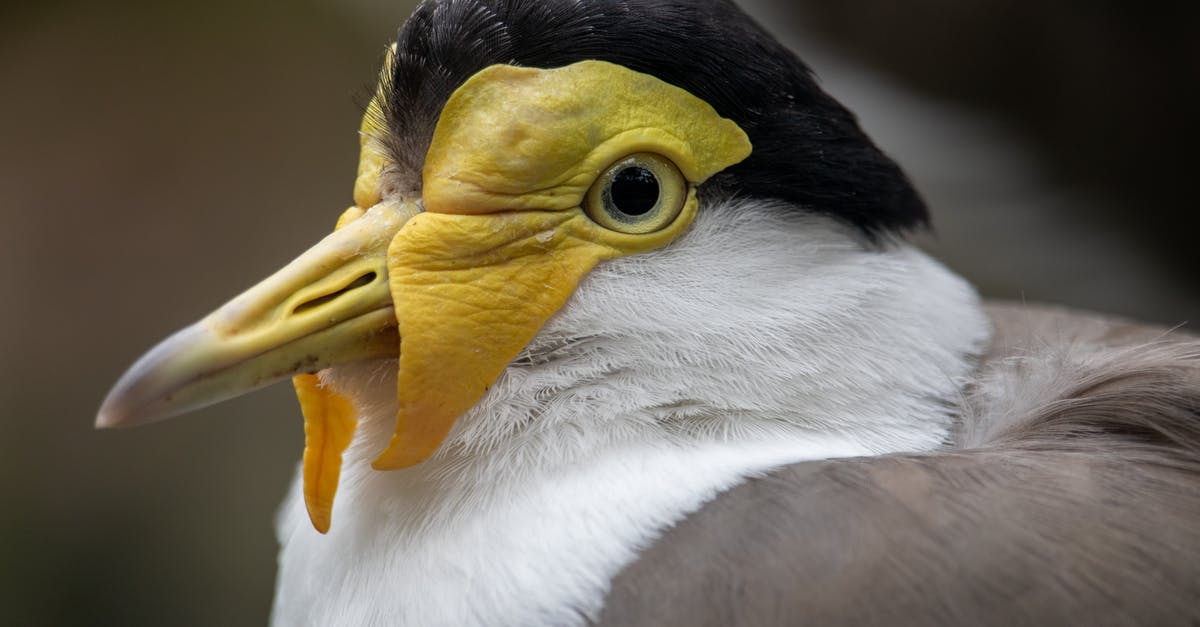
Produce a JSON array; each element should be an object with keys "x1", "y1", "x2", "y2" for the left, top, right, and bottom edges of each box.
[{"x1": 586, "y1": 152, "x2": 688, "y2": 235}]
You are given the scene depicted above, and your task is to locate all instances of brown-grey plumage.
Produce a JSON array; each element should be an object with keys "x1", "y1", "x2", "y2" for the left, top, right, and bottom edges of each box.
[{"x1": 599, "y1": 303, "x2": 1200, "y2": 626}]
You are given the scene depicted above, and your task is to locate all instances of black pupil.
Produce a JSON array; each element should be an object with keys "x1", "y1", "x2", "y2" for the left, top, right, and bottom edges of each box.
[{"x1": 609, "y1": 166, "x2": 660, "y2": 216}]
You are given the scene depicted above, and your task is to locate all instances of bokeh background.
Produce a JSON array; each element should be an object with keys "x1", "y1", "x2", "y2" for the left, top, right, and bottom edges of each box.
[{"x1": 2, "y1": 0, "x2": 1196, "y2": 624}]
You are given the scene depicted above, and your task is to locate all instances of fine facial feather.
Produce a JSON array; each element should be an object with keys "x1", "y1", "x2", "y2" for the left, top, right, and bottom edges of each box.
[
  {"x1": 601, "y1": 304, "x2": 1200, "y2": 626},
  {"x1": 270, "y1": 200, "x2": 988, "y2": 626}
]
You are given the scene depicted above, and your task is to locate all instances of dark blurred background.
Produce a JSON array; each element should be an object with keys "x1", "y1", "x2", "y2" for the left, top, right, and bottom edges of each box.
[{"x1": 1, "y1": 0, "x2": 1196, "y2": 624}]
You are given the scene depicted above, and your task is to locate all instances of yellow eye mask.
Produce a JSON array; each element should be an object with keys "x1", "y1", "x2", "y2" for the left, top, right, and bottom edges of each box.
[
  {"x1": 296, "y1": 60, "x2": 749, "y2": 531},
  {"x1": 97, "y1": 58, "x2": 750, "y2": 534}
]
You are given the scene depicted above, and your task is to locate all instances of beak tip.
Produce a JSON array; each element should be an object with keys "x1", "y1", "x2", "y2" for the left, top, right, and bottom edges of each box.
[
  {"x1": 95, "y1": 324, "x2": 216, "y2": 431},
  {"x1": 94, "y1": 410, "x2": 119, "y2": 430},
  {"x1": 94, "y1": 391, "x2": 123, "y2": 429},
  {"x1": 94, "y1": 389, "x2": 146, "y2": 430}
]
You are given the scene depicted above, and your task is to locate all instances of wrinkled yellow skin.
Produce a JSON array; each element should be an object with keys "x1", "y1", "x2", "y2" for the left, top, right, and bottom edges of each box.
[
  {"x1": 377, "y1": 60, "x2": 749, "y2": 470},
  {"x1": 293, "y1": 373, "x2": 357, "y2": 534},
  {"x1": 294, "y1": 57, "x2": 751, "y2": 525},
  {"x1": 375, "y1": 202, "x2": 701, "y2": 469},
  {"x1": 423, "y1": 61, "x2": 750, "y2": 216}
]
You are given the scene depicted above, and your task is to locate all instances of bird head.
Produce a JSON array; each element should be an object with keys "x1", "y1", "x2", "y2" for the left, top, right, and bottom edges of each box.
[{"x1": 98, "y1": 0, "x2": 934, "y2": 534}]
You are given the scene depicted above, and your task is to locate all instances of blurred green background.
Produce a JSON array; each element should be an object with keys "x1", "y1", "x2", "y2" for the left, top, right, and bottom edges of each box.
[{"x1": 1, "y1": 1, "x2": 1195, "y2": 624}]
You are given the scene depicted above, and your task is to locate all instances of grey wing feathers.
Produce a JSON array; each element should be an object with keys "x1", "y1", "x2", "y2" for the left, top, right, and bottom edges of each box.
[{"x1": 598, "y1": 302, "x2": 1200, "y2": 626}]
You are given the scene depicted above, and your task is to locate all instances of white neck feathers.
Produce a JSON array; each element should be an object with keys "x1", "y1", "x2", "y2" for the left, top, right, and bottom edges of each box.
[{"x1": 271, "y1": 200, "x2": 989, "y2": 626}]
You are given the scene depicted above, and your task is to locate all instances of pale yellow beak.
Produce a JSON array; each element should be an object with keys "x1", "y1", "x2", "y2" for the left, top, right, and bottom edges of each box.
[{"x1": 96, "y1": 200, "x2": 418, "y2": 430}]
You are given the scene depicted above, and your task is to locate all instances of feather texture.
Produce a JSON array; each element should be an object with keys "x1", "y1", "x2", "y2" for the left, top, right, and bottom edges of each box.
[{"x1": 601, "y1": 303, "x2": 1200, "y2": 626}]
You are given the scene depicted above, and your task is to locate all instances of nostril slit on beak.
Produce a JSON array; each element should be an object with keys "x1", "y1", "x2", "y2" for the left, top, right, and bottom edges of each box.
[{"x1": 292, "y1": 272, "x2": 378, "y2": 315}]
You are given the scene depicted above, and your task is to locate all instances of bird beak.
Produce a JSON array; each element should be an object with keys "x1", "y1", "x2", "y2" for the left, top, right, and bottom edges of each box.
[{"x1": 96, "y1": 200, "x2": 417, "y2": 430}]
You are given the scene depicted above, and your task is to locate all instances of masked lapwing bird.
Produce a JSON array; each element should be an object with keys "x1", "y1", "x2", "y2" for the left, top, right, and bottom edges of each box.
[{"x1": 97, "y1": 0, "x2": 1200, "y2": 624}]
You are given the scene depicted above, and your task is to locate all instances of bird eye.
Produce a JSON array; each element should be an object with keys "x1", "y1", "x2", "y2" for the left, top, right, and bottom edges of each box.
[{"x1": 584, "y1": 153, "x2": 688, "y2": 234}]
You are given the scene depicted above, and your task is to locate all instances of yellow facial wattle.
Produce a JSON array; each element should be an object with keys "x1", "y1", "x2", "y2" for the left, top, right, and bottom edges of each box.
[{"x1": 370, "y1": 60, "x2": 750, "y2": 470}]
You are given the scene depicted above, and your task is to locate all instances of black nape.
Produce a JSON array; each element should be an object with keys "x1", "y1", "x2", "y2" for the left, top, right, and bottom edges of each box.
[{"x1": 378, "y1": 0, "x2": 929, "y2": 240}]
